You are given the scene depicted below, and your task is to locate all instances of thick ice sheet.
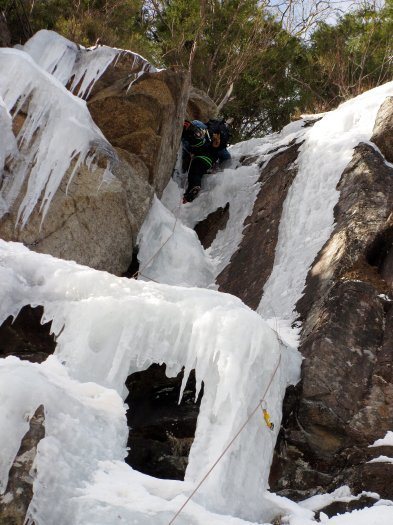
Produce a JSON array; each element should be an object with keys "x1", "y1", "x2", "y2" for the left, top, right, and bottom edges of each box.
[
  {"x1": 0, "y1": 356, "x2": 126, "y2": 524},
  {"x1": 258, "y1": 81, "x2": 393, "y2": 322},
  {"x1": 137, "y1": 195, "x2": 215, "y2": 287},
  {"x1": 0, "y1": 240, "x2": 301, "y2": 523}
]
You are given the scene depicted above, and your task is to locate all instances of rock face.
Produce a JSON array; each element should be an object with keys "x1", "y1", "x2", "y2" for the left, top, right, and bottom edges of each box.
[
  {"x1": 372, "y1": 96, "x2": 393, "y2": 163},
  {"x1": 186, "y1": 86, "x2": 218, "y2": 122},
  {"x1": 216, "y1": 142, "x2": 301, "y2": 309},
  {"x1": 270, "y1": 140, "x2": 393, "y2": 498},
  {"x1": 1, "y1": 146, "x2": 153, "y2": 275},
  {"x1": 0, "y1": 405, "x2": 45, "y2": 525},
  {"x1": 1, "y1": 42, "x2": 191, "y2": 275},
  {"x1": 194, "y1": 203, "x2": 230, "y2": 249},
  {"x1": 88, "y1": 66, "x2": 190, "y2": 197},
  {"x1": 0, "y1": 14, "x2": 10, "y2": 47}
]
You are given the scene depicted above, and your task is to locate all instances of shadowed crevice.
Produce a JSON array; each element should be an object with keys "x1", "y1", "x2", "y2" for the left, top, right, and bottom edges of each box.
[
  {"x1": 0, "y1": 306, "x2": 56, "y2": 363},
  {"x1": 125, "y1": 364, "x2": 203, "y2": 480}
]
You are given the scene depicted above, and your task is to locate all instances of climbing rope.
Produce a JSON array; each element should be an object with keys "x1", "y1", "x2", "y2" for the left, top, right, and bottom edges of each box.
[
  {"x1": 167, "y1": 352, "x2": 282, "y2": 525},
  {"x1": 131, "y1": 193, "x2": 182, "y2": 281},
  {"x1": 132, "y1": 160, "x2": 191, "y2": 281},
  {"x1": 131, "y1": 152, "x2": 284, "y2": 522}
]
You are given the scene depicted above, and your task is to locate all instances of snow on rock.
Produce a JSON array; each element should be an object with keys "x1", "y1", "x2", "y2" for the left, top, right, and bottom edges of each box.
[
  {"x1": 23, "y1": 29, "x2": 157, "y2": 98},
  {"x1": 370, "y1": 431, "x2": 393, "y2": 447},
  {"x1": 0, "y1": 240, "x2": 301, "y2": 523},
  {"x1": 299, "y1": 486, "x2": 380, "y2": 512},
  {"x1": 258, "y1": 81, "x2": 393, "y2": 323},
  {"x1": 229, "y1": 116, "x2": 317, "y2": 160},
  {"x1": 367, "y1": 456, "x2": 393, "y2": 464},
  {"x1": 0, "y1": 47, "x2": 114, "y2": 227},
  {"x1": 288, "y1": 505, "x2": 393, "y2": 525}
]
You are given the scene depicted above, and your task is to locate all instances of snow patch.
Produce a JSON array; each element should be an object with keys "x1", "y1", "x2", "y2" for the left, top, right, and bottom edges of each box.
[
  {"x1": 299, "y1": 486, "x2": 379, "y2": 512},
  {"x1": 368, "y1": 456, "x2": 393, "y2": 464},
  {"x1": 370, "y1": 431, "x2": 393, "y2": 447}
]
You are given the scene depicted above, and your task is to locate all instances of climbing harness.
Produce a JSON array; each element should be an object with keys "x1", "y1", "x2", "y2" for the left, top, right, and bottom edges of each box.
[{"x1": 167, "y1": 353, "x2": 282, "y2": 525}]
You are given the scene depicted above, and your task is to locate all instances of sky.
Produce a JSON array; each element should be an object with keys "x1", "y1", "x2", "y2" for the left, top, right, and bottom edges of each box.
[{"x1": 268, "y1": 0, "x2": 385, "y2": 36}]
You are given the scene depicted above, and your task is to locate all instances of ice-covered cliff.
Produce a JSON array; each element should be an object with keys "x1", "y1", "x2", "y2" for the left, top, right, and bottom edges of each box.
[{"x1": 1, "y1": 29, "x2": 393, "y2": 525}]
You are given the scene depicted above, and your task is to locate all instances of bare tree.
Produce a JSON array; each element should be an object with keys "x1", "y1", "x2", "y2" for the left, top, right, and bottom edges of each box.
[{"x1": 268, "y1": 0, "x2": 359, "y2": 37}]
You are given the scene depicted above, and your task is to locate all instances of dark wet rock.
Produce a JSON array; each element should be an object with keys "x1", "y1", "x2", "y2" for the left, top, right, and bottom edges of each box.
[
  {"x1": 0, "y1": 306, "x2": 55, "y2": 363},
  {"x1": 0, "y1": 13, "x2": 11, "y2": 47},
  {"x1": 125, "y1": 364, "x2": 202, "y2": 480},
  {"x1": 270, "y1": 142, "x2": 393, "y2": 498},
  {"x1": 315, "y1": 495, "x2": 379, "y2": 520},
  {"x1": 217, "y1": 142, "x2": 301, "y2": 309},
  {"x1": 194, "y1": 203, "x2": 230, "y2": 249},
  {"x1": 239, "y1": 154, "x2": 260, "y2": 166},
  {"x1": 0, "y1": 405, "x2": 45, "y2": 525}
]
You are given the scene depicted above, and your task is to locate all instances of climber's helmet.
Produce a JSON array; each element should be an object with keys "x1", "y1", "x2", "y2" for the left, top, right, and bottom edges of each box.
[
  {"x1": 192, "y1": 120, "x2": 208, "y2": 140},
  {"x1": 194, "y1": 128, "x2": 205, "y2": 139}
]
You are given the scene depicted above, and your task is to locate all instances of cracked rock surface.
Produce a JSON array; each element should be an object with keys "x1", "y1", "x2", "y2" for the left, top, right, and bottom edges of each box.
[{"x1": 0, "y1": 405, "x2": 45, "y2": 525}]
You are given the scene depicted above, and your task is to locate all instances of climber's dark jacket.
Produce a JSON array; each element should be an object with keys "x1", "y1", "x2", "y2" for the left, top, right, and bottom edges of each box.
[{"x1": 182, "y1": 121, "x2": 218, "y2": 202}]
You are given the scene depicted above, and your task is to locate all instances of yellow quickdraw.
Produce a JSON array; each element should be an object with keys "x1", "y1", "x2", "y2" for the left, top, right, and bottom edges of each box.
[{"x1": 262, "y1": 408, "x2": 274, "y2": 431}]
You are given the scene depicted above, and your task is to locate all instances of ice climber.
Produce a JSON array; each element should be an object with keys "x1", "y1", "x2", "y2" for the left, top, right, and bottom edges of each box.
[{"x1": 182, "y1": 119, "x2": 231, "y2": 203}]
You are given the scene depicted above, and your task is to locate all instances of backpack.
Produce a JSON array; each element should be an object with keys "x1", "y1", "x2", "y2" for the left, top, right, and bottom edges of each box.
[{"x1": 206, "y1": 119, "x2": 231, "y2": 150}]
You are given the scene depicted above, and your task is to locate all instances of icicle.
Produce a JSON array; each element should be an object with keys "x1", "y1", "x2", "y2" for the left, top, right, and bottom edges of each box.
[
  {"x1": 0, "y1": 97, "x2": 17, "y2": 217},
  {"x1": 23, "y1": 30, "x2": 79, "y2": 85},
  {"x1": 0, "y1": 240, "x2": 300, "y2": 522},
  {"x1": 23, "y1": 30, "x2": 158, "y2": 100},
  {"x1": 0, "y1": 31, "x2": 159, "y2": 227},
  {"x1": 0, "y1": 48, "x2": 114, "y2": 227}
]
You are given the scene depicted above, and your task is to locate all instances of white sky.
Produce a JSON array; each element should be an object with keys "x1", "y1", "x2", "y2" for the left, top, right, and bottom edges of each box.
[{"x1": 268, "y1": 0, "x2": 385, "y2": 36}]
